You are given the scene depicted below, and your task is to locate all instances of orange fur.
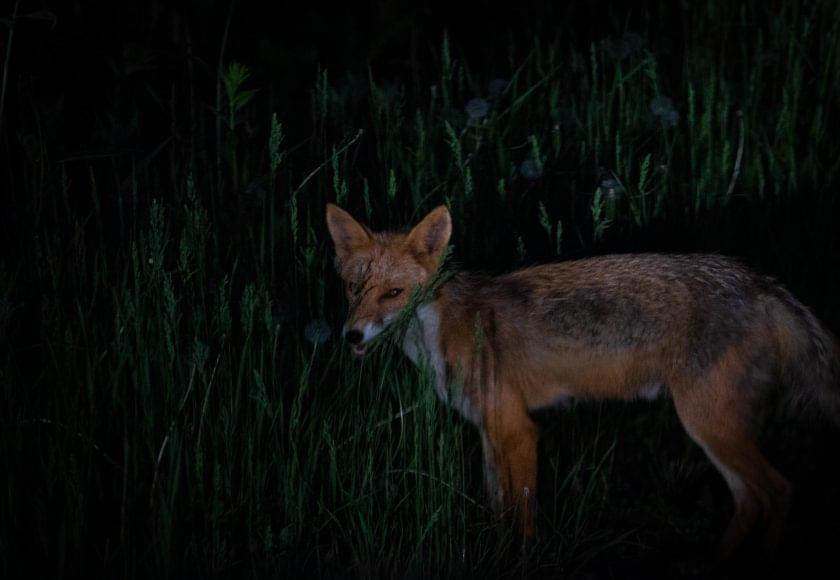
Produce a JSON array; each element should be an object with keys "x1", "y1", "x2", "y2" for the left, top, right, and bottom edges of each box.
[{"x1": 326, "y1": 203, "x2": 840, "y2": 558}]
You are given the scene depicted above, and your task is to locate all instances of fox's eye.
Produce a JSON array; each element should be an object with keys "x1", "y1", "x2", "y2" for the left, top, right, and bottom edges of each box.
[{"x1": 383, "y1": 288, "x2": 403, "y2": 299}]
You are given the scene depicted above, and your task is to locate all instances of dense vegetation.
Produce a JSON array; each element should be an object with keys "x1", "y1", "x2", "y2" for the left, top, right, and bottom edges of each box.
[{"x1": 2, "y1": 1, "x2": 839, "y2": 577}]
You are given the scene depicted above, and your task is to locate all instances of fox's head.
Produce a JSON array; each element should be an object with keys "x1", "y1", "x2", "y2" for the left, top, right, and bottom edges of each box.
[{"x1": 326, "y1": 203, "x2": 451, "y2": 357}]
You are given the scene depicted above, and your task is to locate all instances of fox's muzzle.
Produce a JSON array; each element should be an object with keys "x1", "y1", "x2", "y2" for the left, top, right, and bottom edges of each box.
[
  {"x1": 344, "y1": 329, "x2": 363, "y2": 344},
  {"x1": 343, "y1": 325, "x2": 370, "y2": 358}
]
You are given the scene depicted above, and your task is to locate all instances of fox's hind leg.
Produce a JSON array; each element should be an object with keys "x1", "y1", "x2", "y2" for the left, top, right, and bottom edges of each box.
[{"x1": 670, "y1": 349, "x2": 792, "y2": 561}]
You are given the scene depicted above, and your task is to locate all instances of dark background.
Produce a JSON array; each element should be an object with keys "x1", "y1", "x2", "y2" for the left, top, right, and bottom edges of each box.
[
  {"x1": 7, "y1": 0, "x2": 838, "y2": 281},
  {"x1": 2, "y1": 0, "x2": 839, "y2": 578}
]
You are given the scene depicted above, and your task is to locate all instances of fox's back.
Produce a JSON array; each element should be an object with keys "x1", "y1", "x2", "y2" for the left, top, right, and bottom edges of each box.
[
  {"x1": 477, "y1": 253, "x2": 766, "y2": 339},
  {"x1": 445, "y1": 254, "x2": 779, "y2": 399}
]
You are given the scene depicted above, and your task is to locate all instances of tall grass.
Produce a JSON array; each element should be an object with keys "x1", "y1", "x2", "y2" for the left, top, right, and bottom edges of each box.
[{"x1": 2, "y1": 1, "x2": 839, "y2": 577}]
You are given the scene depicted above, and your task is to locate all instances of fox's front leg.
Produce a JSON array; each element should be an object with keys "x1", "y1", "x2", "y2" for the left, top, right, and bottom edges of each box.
[{"x1": 479, "y1": 395, "x2": 538, "y2": 541}]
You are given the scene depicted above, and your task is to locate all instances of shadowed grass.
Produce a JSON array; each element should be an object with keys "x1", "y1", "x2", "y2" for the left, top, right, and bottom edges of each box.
[{"x1": 2, "y1": 1, "x2": 840, "y2": 577}]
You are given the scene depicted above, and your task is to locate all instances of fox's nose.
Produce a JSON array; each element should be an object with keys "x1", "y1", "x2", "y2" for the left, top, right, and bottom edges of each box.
[{"x1": 344, "y1": 329, "x2": 364, "y2": 345}]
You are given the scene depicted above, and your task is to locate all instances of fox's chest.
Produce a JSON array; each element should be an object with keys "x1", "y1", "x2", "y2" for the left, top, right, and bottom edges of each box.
[
  {"x1": 401, "y1": 305, "x2": 477, "y2": 423},
  {"x1": 401, "y1": 304, "x2": 447, "y2": 394}
]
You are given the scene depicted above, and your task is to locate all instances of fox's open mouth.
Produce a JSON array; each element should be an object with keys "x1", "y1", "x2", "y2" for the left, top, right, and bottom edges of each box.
[{"x1": 351, "y1": 343, "x2": 369, "y2": 358}]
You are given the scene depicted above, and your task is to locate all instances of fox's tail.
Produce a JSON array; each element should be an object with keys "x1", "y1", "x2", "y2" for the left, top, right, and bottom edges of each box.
[{"x1": 767, "y1": 284, "x2": 840, "y2": 423}]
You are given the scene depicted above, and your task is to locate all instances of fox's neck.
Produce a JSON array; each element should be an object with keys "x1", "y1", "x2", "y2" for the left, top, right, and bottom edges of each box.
[
  {"x1": 401, "y1": 300, "x2": 447, "y2": 401},
  {"x1": 431, "y1": 270, "x2": 488, "y2": 322},
  {"x1": 400, "y1": 272, "x2": 485, "y2": 412}
]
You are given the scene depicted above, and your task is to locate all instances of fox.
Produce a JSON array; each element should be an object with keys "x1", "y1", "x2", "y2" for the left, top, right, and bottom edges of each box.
[{"x1": 325, "y1": 202, "x2": 840, "y2": 560}]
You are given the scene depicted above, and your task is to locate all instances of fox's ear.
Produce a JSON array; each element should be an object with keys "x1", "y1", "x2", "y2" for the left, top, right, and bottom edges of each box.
[
  {"x1": 326, "y1": 204, "x2": 372, "y2": 263},
  {"x1": 405, "y1": 205, "x2": 452, "y2": 269}
]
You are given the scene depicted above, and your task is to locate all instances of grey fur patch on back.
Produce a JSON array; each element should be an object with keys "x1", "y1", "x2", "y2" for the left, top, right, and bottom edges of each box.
[
  {"x1": 682, "y1": 271, "x2": 755, "y2": 370},
  {"x1": 545, "y1": 286, "x2": 664, "y2": 347}
]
